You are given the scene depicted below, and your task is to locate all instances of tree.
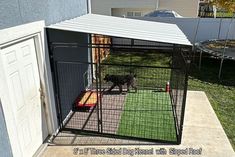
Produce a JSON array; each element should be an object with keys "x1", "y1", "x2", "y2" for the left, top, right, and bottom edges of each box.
[{"x1": 208, "y1": 0, "x2": 235, "y2": 12}]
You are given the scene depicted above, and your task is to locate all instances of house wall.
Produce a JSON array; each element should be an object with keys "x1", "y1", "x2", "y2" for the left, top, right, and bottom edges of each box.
[
  {"x1": 0, "y1": 0, "x2": 87, "y2": 29},
  {"x1": 111, "y1": 8, "x2": 155, "y2": 17},
  {"x1": 0, "y1": 0, "x2": 88, "y2": 155},
  {"x1": 91, "y1": 0, "x2": 158, "y2": 16},
  {"x1": 46, "y1": 29, "x2": 91, "y2": 121},
  {"x1": 0, "y1": 100, "x2": 13, "y2": 157},
  {"x1": 91, "y1": 0, "x2": 199, "y2": 17}
]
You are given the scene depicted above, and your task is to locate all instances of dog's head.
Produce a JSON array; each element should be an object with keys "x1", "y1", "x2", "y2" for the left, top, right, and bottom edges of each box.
[{"x1": 103, "y1": 74, "x2": 110, "y2": 82}]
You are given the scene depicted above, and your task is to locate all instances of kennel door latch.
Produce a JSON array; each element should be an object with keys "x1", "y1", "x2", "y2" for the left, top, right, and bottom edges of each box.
[{"x1": 39, "y1": 88, "x2": 45, "y2": 102}]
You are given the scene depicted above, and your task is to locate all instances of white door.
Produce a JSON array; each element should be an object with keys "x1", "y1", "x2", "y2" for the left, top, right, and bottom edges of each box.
[{"x1": 0, "y1": 38, "x2": 47, "y2": 157}]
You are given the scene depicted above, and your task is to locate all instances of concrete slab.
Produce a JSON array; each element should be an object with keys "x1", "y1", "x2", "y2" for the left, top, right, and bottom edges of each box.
[
  {"x1": 40, "y1": 91, "x2": 235, "y2": 157},
  {"x1": 64, "y1": 91, "x2": 126, "y2": 134}
]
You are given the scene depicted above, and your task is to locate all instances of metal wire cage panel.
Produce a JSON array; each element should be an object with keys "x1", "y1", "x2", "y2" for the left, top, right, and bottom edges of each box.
[{"x1": 48, "y1": 36, "x2": 190, "y2": 144}]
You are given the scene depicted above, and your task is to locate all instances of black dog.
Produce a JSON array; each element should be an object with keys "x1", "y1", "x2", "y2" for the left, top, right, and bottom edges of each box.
[{"x1": 104, "y1": 74, "x2": 137, "y2": 93}]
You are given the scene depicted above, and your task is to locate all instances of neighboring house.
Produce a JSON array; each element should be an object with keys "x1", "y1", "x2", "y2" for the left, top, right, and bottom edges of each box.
[
  {"x1": 91, "y1": 0, "x2": 200, "y2": 17},
  {"x1": 0, "y1": 0, "x2": 87, "y2": 157}
]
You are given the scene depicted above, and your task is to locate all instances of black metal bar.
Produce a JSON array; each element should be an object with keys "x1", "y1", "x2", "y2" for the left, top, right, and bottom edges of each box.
[
  {"x1": 177, "y1": 59, "x2": 190, "y2": 144},
  {"x1": 57, "y1": 61, "x2": 96, "y2": 66},
  {"x1": 53, "y1": 61, "x2": 63, "y2": 129},
  {"x1": 218, "y1": 58, "x2": 224, "y2": 79},
  {"x1": 95, "y1": 63, "x2": 100, "y2": 132},
  {"x1": 199, "y1": 50, "x2": 203, "y2": 70},
  {"x1": 61, "y1": 128, "x2": 179, "y2": 145},
  {"x1": 91, "y1": 108, "x2": 173, "y2": 112},
  {"x1": 101, "y1": 63, "x2": 176, "y2": 69},
  {"x1": 55, "y1": 60, "x2": 178, "y2": 70},
  {"x1": 170, "y1": 45, "x2": 180, "y2": 141},
  {"x1": 131, "y1": 39, "x2": 134, "y2": 47},
  {"x1": 97, "y1": 45, "x2": 103, "y2": 133},
  {"x1": 51, "y1": 44, "x2": 175, "y2": 51},
  {"x1": 49, "y1": 41, "x2": 191, "y2": 49},
  {"x1": 51, "y1": 42, "x2": 172, "y2": 47},
  {"x1": 81, "y1": 105, "x2": 97, "y2": 130},
  {"x1": 169, "y1": 91, "x2": 180, "y2": 143}
]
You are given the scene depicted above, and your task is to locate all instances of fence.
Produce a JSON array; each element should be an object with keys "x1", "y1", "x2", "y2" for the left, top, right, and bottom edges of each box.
[{"x1": 132, "y1": 17, "x2": 235, "y2": 44}]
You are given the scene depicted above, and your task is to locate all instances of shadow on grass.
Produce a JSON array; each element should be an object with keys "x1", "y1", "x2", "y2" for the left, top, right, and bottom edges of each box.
[{"x1": 189, "y1": 57, "x2": 235, "y2": 87}]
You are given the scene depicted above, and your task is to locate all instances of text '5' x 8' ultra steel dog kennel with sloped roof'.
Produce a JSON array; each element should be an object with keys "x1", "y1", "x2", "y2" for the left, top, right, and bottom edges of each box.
[{"x1": 46, "y1": 14, "x2": 192, "y2": 145}]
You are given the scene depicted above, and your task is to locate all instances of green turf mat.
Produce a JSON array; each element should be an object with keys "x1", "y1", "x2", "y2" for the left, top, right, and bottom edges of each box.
[{"x1": 117, "y1": 90, "x2": 177, "y2": 142}]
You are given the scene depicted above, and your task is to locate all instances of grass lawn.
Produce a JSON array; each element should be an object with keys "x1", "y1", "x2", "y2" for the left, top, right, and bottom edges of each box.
[
  {"x1": 101, "y1": 51, "x2": 171, "y2": 88},
  {"x1": 189, "y1": 57, "x2": 235, "y2": 150},
  {"x1": 117, "y1": 90, "x2": 177, "y2": 142},
  {"x1": 103, "y1": 51, "x2": 171, "y2": 67}
]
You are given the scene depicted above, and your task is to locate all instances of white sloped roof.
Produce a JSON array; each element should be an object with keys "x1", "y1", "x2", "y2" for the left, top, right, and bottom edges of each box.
[{"x1": 47, "y1": 14, "x2": 192, "y2": 46}]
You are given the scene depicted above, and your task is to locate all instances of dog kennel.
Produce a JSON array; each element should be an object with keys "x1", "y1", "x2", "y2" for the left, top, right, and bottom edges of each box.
[{"x1": 46, "y1": 14, "x2": 192, "y2": 144}]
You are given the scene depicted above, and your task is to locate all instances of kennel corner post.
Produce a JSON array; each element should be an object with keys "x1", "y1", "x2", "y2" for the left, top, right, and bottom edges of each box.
[
  {"x1": 95, "y1": 62, "x2": 101, "y2": 133},
  {"x1": 170, "y1": 44, "x2": 179, "y2": 142},
  {"x1": 49, "y1": 43, "x2": 64, "y2": 130},
  {"x1": 177, "y1": 58, "x2": 191, "y2": 144},
  {"x1": 97, "y1": 44, "x2": 103, "y2": 133}
]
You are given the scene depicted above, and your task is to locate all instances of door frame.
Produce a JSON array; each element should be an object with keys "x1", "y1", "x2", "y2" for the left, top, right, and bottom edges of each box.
[{"x1": 0, "y1": 21, "x2": 58, "y2": 156}]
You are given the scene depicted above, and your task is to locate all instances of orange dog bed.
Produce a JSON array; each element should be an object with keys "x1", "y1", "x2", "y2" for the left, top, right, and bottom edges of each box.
[{"x1": 75, "y1": 91, "x2": 100, "y2": 108}]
